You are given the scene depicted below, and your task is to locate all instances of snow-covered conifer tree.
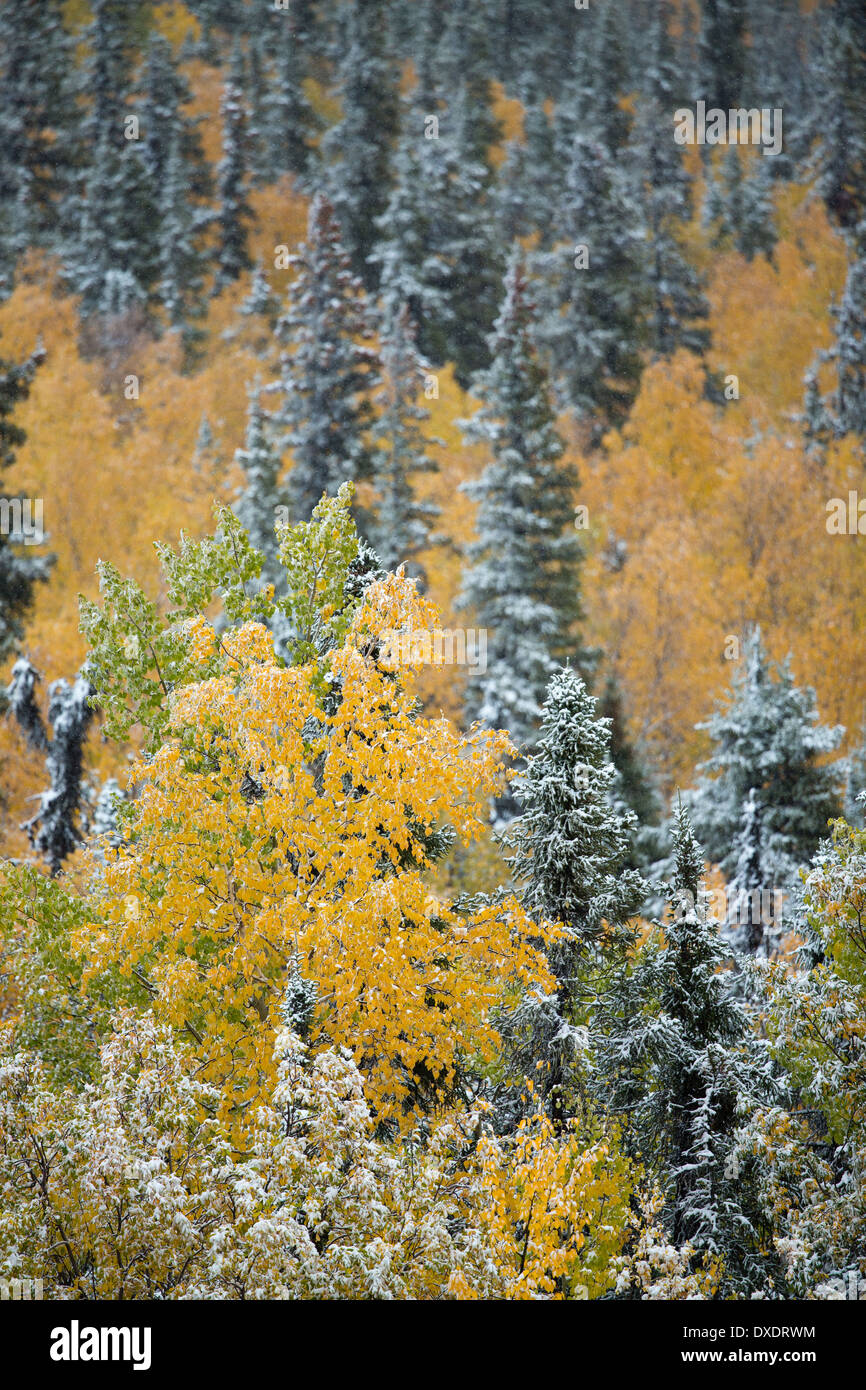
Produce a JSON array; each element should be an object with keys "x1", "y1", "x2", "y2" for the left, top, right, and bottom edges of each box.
[
  {"x1": 688, "y1": 629, "x2": 843, "y2": 895},
  {"x1": 535, "y1": 122, "x2": 648, "y2": 427},
  {"x1": 507, "y1": 667, "x2": 646, "y2": 1000},
  {"x1": 322, "y1": 0, "x2": 399, "y2": 284},
  {"x1": 233, "y1": 383, "x2": 287, "y2": 592},
  {"x1": 268, "y1": 193, "x2": 379, "y2": 523},
  {"x1": 213, "y1": 81, "x2": 254, "y2": 292},
  {"x1": 458, "y1": 253, "x2": 585, "y2": 749},
  {"x1": 369, "y1": 303, "x2": 438, "y2": 574},
  {"x1": 0, "y1": 343, "x2": 52, "y2": 662},
  {"x1": 600, "y1": 803, "x2": 776, "y2": 1294},
  {"x1": 6, "y1": 659, "x2": 95, "y2": 876}
]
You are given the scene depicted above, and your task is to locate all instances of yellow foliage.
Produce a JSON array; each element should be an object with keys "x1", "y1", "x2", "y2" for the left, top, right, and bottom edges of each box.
[{"x1": 77, "y1": 574, "x2": 558, "y2": 1133}]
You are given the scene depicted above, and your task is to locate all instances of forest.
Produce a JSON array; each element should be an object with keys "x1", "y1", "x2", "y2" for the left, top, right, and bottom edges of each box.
[{"x1": 0, "y1": 0, "x2": 865, "y2": 1306}]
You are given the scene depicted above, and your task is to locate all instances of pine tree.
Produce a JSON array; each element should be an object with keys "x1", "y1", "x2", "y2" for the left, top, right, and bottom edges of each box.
[
  {"x1": 704, "y1": 147, "x2": 777, "y2": 263},
  {"x1": 601, "y1": 803, "x2": 775, "y2": 1293},
  {"x1": 457, "y1": 254, "x2": 585, "y2": 749},
  {"x1": 435, "y1": 4, "x2": 502, "y2": 167},
  {"x1": 6, "y1": 659, "x2": 95, "y2": 876},
  {"x1": 506, "y1": 667, "x2": 646, "y2": 999},
  {"x1": 697, "y1": 0, "x2": 751, "y2": 111},
  {"x1": 688, "y1": 629, "x2": 844, "y2": 889},
  {"x1": 268, "y1": 193, "x2": 379, "y2": 522},
  {"x1": 267, "y1": 17, "x2": 317, "y2": 179},
  {"x1": 137, "y1": 30, "x2": 210, "y2": 200},
  {"x1": 371, "y1": 83, "x2": 503, "y2": 388},
  {"x1": 0, "y1": 0, "x2": 76, "y2": 246},
  {"x1": 0, "y1": 343, "x2": 52, "y2": 663},
  {"x1": 369, "y1": 303, "x2": 439, "y2": 575},
  {"x1": 69, "y1": 127, "x2": 161, "y2": 318},
  {"x1": 631, "y1": 2, "x2": 709, "y2": 357},
  {"x1": 736, "y1": 154, "x2": 778, "y2": 264},
  {"x1": 159, "y1": 132, "x2": 209, "y2": 357},
  {"x1": 811, "y1": 0, "x2": 866, "y2": 231},
  {"x1": 535, "y1": 124, "x2": 648, "y2": 427},
  {"x1": 598, "y1": 672, "x2": 665, "y2": 872},
  {"x1": 213, "y1": 81, "x2": 254, "y2": 292},
  {"x1": 322, "y1": 0, "x2": 399, "y2": 285},
  {"x1": 832, "y1": 220, "x2": 866, "y2": 441},
  {"x1": 496, "y1": 85, "x2": 557, "y2": 250},
  {"x1": 587, "y1": 0, "x2": 633, "y2": 153},
  {"x1": 233, "y1": 383, "x2": 287, "y2": 591}
]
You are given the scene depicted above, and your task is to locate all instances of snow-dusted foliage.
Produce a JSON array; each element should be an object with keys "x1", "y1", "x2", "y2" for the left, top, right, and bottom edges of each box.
[{"x1": 0, "y1": 1005, "x2": 631, "y2": 1301}]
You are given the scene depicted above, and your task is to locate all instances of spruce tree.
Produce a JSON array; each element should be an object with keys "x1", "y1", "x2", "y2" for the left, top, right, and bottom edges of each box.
[
  {"x1": 159, "y1": 132, "x2": 209, "y2": 356},
  {"x1": 137, "y1": 30, "x2": 210, "y2": 200},
  {"x1": 495, "y1": 88, "x2": 557, "y2": 250},
  {"x1": 631, "y1": 2, "x2": 709, "y2": 358},
  {"x1": 506, "y1": 667, "x2": 646, "y2": 998},
  {"x1": 268, "y1": 193, "x2": 379, "y2": 523},
  {"x1": 233, "y1": 383, "x2": 287, "y2": 592},
  {"x1": 688, "y1": 629, "x2": 844, "y2": 889},
  {"x1": 457, "y1": 254, "x2": 585, "y2": 749},
  {"x1": 832, "y1": 220, "x2": 866, "y2": 441},
  {"x1": 704, "y1": 148, "x2": 777, "y2": 264},
  {"x1": 6, "y1": 659, "x2": 95, "y2": 876},
  {"x1": 811, "y1": 0, "x2": 866, "y2": 231},
  {"x1": 600, "y1": 804, "x2": 774, "y2": 1294},
  {"x1": 322, "y1": 0, "x2": 399, "y2": 285},
  {"x1": 213, "y1": 81, "x2": 254, "y2": 292},
  {"x1": 372, "y1": 83, "x2": 502, "y2": 388},
  {"x1": 0, "y1": 0, "x2": 76, "y2": 245},
  {"x1": 696, "y1": 0, "x2": 751, "y2": 111},
  {"x1": 267, "y1": 17, "x2": 317, "y2": 180},
  {"x1": 536, "y1": 124, "x2": 648, "y2": 427},
  {"x1": 369, "y1": 303, "x2": 439, "y2": 575},
  {"x1": 0, "y1": 342, "x2": 52, "y2": 663},
  {"x1": 70, "y1": 127, "x2": 160, "y2": 318}
]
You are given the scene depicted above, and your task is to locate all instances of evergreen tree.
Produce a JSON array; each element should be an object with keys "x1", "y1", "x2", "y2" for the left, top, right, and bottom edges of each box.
[
  {"x1": 213, "y1": 81, "x2": 254, "y2": 292},
  {"x1": 239, "y1": 260, "x2": 281, "y2": 329},
  {"x1": 598, "y1": 672, "x2": 665, "y2": 873},
  {"x1": 435, "y1": 3, "x2": 502, "y2": 167},
  {"x1": 267, "y1": 17, "x2": 317, "y2": 180},
  {"x1": 233, "y1": 383, "x2": 287, "y2": 592},
  {"x1": 159, "y1": 132, "x2": 209, "y2": 356},
  {"x1": 268, "y1": 193, "x2": 379, "y2": 522},
  {"x1": 506, "y1": 667, "x2": 646, "y2": 997},
  {"x1": 496, "y1": 85, "x2": 557, "y2": 250},
  {"x1": 536, "y1": 125, "x2": 648, "y2": 427},
  {"x1": 704, "y1": 147, "x2": 777, "y2": 264},
  {"x1": 688, "y1": 629, "x2": 844, "y2": 888},
  {"x1": 457, "y1": 254, "x2": 585, "y2": 749},
  {"x1": 0, "y1": 0, "x2": 76, "y2": 246},
  {"x1": 696, "y1": 0, "x2": 751, "y2": 110},
  {"x1": 0, "y1": 343, "x2": 52, "y2": 663},
  {"x1": 601, "y1": 804, "x2": 775, "y2": 1294},
  {"x1": 630, "y1": 2, "x2": 709, "y2": 357},
  {"x1": 831, "y1": 220, "x2": 866, "y2": 441},
  {"x1": 371, "y1": 84, "x2": 503, "y2": 387},
  {"x1": 369, "y1": 303, "x2": 439, "y2": 575},
  {"x1": 6, "y1": 659, "x2": 95, "y2": 876},
  {"x1": 811, "y1": 0, "x2": 866, "y2": 231},
  {"x1": 69, "y1": 127, "x2": 161, "y2": 317},
  {"x1": 78, "y1": 0, "x2": 136, "y2": 145},
  {"x1": 137, "y1": 30, "x2": 210, "y2": 200},
  {"x1": 322, "y1": 0, "x2": 399, "y2": 284}
]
